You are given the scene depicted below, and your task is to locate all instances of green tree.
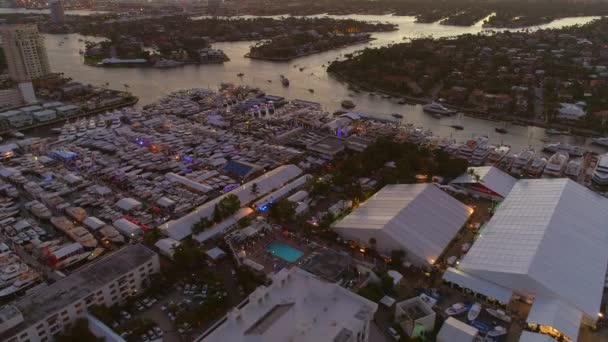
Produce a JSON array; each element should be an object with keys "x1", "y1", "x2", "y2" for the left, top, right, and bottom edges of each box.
[
  {"x1": 268, "y1": 198, "x2": 297, "y2": 223},
  {"x1": 143, "y1": 227, "x2": 163, "y2": 245}
]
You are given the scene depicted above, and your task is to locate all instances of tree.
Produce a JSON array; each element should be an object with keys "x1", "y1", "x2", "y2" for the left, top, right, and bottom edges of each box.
[
  {"x1": 268, "y1": 198, "x2": 297, "y2": 223},
  {"x1": 172, "y1": 239, "x2": 205, "y2": 272},
  {"x1": 56, "y1": 318, "x2": 104, "y2": 342},
  {"x1": 143, "y1": 227, "x2": 163, "y2": 245},
  {"x1": 192, "y1": 217, "x2": 212, "y2": 234},
  {"x1": 213, "y1": 194, "x2": 241, "y2": 222}
]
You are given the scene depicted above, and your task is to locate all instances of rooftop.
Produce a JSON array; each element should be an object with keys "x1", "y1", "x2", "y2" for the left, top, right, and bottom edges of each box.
[
  {"x1": 300, "y1": 249, "x2": 352, "y2": 282},
  {"x1": 0, "y1": 244, "x2": 156, "y2": 340},
  {"x1": 450, "y1": 166, "x2": 517, "y2": 198}
]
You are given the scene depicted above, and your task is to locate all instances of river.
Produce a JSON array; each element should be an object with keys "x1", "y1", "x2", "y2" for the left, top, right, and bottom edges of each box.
[{"x1": 26, "y1": 10, "x2": 608, "y2": 153}]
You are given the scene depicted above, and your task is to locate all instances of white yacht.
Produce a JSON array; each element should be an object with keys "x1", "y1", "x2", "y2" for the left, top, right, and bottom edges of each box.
[
  {"x1": 485, "y1": 145, "x2": 510, "y2": 165},
  {"x1": 459, "y1": 137, "x2": 488, "y2": 160},
  {"x1": 470, "y1": 143, "x2": 494, "y2": 166},
  {"x1": 99, "y1": 225, "x2": 125, "y2": 244},
  {"x1": 592, "y1": 153, "x2": 608, "y2": 188},
  {"x1": 565, "y1": 160, "x2": 581, "y2": 179},
  {"x1": 423, "y1": 102, "x2": 456, "y2": 116},
  {"x1": 543, "y1": 152, "x2": 569, "y2": 177},
  {"x1": 526, "y1": 157, "x2": 547, "y2": 178},
  {"x1": 591, "y1": 137, "x2": 608, "y2": 147},
  {"x1": 445, "y1": 143, "x2": 463, "y2": 156},
  {"x1": 25, "y1": 201, "x2": 51, "y2": 220},
  {"x1": 510, "y1": 149, "x2": 535, "y2": 176},
  {"x1": 498, "y1": 153, "x2": 516, "y2": 171},
  {"x1": 0, "y1": 272, "x2": 39, "y2": 298},
  {"x1": 543, "y1": 142, "x2": 584, "y2": 157}
]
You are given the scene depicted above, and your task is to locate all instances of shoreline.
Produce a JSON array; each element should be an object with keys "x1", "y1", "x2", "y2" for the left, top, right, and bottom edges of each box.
[
  {"x1": 244, "y1": 37, "x2": 377, "y2": 62},
  {"x1": 329, "y1": 71, "x2": 604, "y2": 138}
]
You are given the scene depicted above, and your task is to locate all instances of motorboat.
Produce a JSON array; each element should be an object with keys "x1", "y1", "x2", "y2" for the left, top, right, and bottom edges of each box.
[
  {"x1": 341, "y1": 100, "x2": 356, "y2": 109},
  {"x1": 391, "y1": 113, "x2": 404, "y2": 119},
  {"x1": 542, "y1": 142, "x2": 583, "y2": 157},
  {"x1": 445, "y1": 143, "x2": 463, "y2": 156},
  {"x1": 65, "y1": 206, "x2": 88, "y2": 222},
  {"x1": 486, "y1": 326, "x2": 507, "y2": 338},
  {"x1": 450, "y1": 124, "x2": 464, "y2": 130},
  {"x1": 486, "y1": 308, "x2": 512, "y2": 323},
  {"x1": 591, "y1": 137, "x2": 608, "y2": 147},
  {"x1": 485, "y1": 146, "x2": 510, "y2": 165},
  {"x1": 565, "y1": 160, "x2": 581, "y2": 179},
  {"x1": 543, "y1": 152, "x2": 569, "y2": 177},
  {"x1": 445, "y1": 303, "x2": 467, "y2": 316},
  {"x1": 592, "y1": 153, "x2": 608, "y2": 187},
  {"x1": 494, "y1": 127, "x2": 507, "y2": 134},
  {"x1": 545, "y1": 128, "x2": 564, "y2": 135},
  {"x1": 51, "y1": 216, "x2": 75, "y2": 232},
  {"x1": 87, "y1": 247, "x2": 105, "y2": 261},
  {"x1": 498, "y1": 153, "x2": 516, "y2": 171},
  {"x1": 468, "y1": 303, "x2": 481, "y2": 321},
  {"x1": 0, "y1": 261, "x2": 29, "y2": 285},
  {"x1": 25, "y1": 201, "x2": 52, "y2": 220},
  {"x1": 0, "y1": 271, "x2": 39, "y2": 298},
  {"x1": 459, "y1": 137, "x2": 488, "y2": 161},
  {"x1": 510, "y1": 149, "x2": 535, "y2": 175},
  {"x1": 99, "y1": 225, "x2": 125, "y2": 243},
  {"x1": 423, "y1": 102, "x2": 456, "y2": 116},
  {"x1": 526, "y1": 157, "x2": 547, "y2": 177},
  {"x1": 470, "y1": 143, "x2": 494, "y2": 166},
  {"x1": 67, "y1": 227, "x2": 98, "y2": 248}
]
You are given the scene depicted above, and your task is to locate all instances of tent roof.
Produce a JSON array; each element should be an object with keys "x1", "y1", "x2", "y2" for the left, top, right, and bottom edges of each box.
[
  {"x1": 518, "y1": 331, "x2": 558, "y2": 342},
  {"x1": 443, "y1": 267, "x2": 513, "y2": 303},
  {"x1": 206, "y1": 247, "x2": 226, "y2": 260},
  {"x1": 155, "y1": 238, "x2": 180, "y2": 255},
  {"x1": 115, "y1": 198, "x2": 142, "y2": 211},
  {"x1": 437, "y1": 317, "x2": 478, "y2": 342},
  {"x1": 333, "y1": 184, "x2": 472, "y2": 264},
  {"x1": 460, "y1": 179, "x2": 608, "y2": 316},
  {"x1": 526, "y1": 296, "x2": 582, "y2": 341},
  {"x1": 83, "y1": 217, "x2": 105, "y2": 230},
  {"x1": 450, "y1": 166, "x2": 517, "y2": 197}
]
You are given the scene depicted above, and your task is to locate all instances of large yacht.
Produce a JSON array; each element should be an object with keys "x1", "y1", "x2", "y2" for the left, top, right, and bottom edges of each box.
[
  {"x1": 565, "y1": 160, "x2": 582, "y2": 180},
  {"x1": 542, "y1": 142, "x2": 584, "y2": 157},
  {"x1": 526, "y1": 157, "x2": 547, "y2": 178},
  {"x1": 591, "y1": 137, "x2": 608, "y2": 147},
  {"x1": 100, "y1": 225, "x2": 125, "y2": 244},
  {"x1": 592, "y1": 153, "x2": 608, "y2": 188},
  {"x1": 0, "y1": 271, "x2": 39, "y2": 298},
  {"x1": 51, "y1": 217, "x2": 98, "y2": 248},
  {"x1": 422, "y1": 102, "x2": 456, "y2": 116},
  {"x1": 459, "y1": 137, "x2": 488, "y2": 161},
  {"x1": 65, "y1": 206, "x2": 88, "y2": 223},
  {"x1": 445, "y1": 143, "x2": 463, "y2": 156},
  {"x1": 485, "y1": 146, "x2": 510, "y2": 165},
  {"x1": 510, "y1": 149, "x2": 535, "y2": 176},
  {"x1": 498, "y1": 154, "x2": 516, "y2": 172},
  {"x1": 24, "y1": 201, "x2": 51, "y2": 220},
  {"x1": 543, "y1": 152, "x2": 569, "y2": 177},
  {"x1": 470, "y1": 143, "x2": 495, "y2": 166}
]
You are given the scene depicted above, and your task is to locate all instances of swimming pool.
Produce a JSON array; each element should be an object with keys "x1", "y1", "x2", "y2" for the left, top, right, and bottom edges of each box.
[{"x1": 267, "y1": 242, "x2": 304, "y2": 263}]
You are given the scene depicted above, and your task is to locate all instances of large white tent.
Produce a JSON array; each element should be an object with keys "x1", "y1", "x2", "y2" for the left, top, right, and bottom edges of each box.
[
  {"x1": 333, "y1": 184, "x2": 472, "y2": 266},
  {"x1": 449, "y1": 179, "x2": 608, "y2": 342}
]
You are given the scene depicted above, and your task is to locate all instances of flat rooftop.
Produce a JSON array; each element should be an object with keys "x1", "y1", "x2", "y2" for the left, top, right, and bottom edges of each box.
[
  {"x1": 307, "y1": 136, "x2": 346, "y2": 155},
  {"x1": 0, "y1": 244, "x2": 156, "y2": 340},
  {"x1": 300, "y1": 249, "x2": 352, "y2": 282}
]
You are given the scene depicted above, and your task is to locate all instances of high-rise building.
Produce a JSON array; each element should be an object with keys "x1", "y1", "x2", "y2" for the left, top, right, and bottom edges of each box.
[
  {"x1": 0, "y1": 24, "x2": 51, "y2": 82},
  {"x1": 49, "y1": 0, "x2": 66, "y2": 24}
]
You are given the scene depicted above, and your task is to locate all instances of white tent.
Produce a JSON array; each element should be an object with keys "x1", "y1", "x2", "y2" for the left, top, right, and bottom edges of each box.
[
  {"x1": 155, "y1": 238, "x2": 181, "y2": 258},
  {"x1": 437, "y1": 317, "x2": 478, "y2": 342},
  {"x1": 333, "y1": 184, "x2": 472, "y2": 266},
  {"x1": 455, "y1": 179, "x2": 608, "y2": 341},
  {"x1": 115, "y1": 198, "x2": 142, "y2": 212},
  {"x1": 112, "y1": 218, "x2": 142, "y2": 237}
]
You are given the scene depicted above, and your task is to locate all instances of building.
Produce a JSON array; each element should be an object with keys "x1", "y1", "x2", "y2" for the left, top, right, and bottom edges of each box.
[
  {"x1": 436, "y1": 317, "x2": 478, "y2": 342},
  {"x1": 0, "y1": 244, "x2": 159, "y2": 342},
  {"x1": 333, "y1": 184, "x2": 472, "y2": 266},
  {"x1": 394, "y1": 296, "x2": 436, "y2": 338},
  {"x1": 0, "y1": 25, "x2": 51, "y2": 82},
  {"x1": 49, "y1": 0, "x2": 66, "y2": 24},
  {"x1": 197, "y1": 267, "x2": 378, "y2": 342},
  {"x1": 444, "y1": 179, "x2": 608, "y2": 342},
  {"x1": 161, "y1": 164, "x2": 303, "y2": 241},
  {"x1": 449, "y1": 166, "x2": 517, "y2": 201},
  {"x1": 0, "y1": 88, "x2": 24, "y2": 110}
]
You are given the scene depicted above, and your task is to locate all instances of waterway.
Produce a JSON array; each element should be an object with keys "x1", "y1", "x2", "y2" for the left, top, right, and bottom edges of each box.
[{"x1": 25, "y1": 11, "x2": 608, "y2": 153}]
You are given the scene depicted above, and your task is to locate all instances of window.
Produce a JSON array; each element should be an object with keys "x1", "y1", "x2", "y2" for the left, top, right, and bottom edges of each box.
[{"x1": 60, "y1": 310, "x2": 68, "y2": 316}]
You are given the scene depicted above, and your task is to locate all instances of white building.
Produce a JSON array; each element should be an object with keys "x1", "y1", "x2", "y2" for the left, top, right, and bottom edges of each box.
[
  {"x1": 394, "y1": 296, "x2": 435, "y2": 338},
  {"x1": 197, "y1": 267, "x2": 378, "y2": 342},
  {"x1": 444, "y1": 179, "x2": 608, "y2": 342},
  {"x1": 437, "y1": 317, "x2": 478, "y2": 342},
  {"x1": 0, "y1": 25, "x2": 50, "y2": 82},
  {"x1": 557, "y1": 103, "x2": 586, "y2": 120},
  {"x1": 449, "y1": 166, "x2": 517, "y2": 200},
  {"x1": 333, "y1": 184, "x2": 472, "y2": 266},
  {"x1": 0, "y1": 244, "x2": 159, "y2": 342},
  {"x1": 161, "y1": 164, "x2": 303, "y2": 241}
]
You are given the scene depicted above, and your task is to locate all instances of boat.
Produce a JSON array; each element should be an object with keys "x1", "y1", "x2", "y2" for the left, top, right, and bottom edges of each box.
[
  {"x1": 10, "y1": 131, "x2": 24, "y2": 139},
  {"x1": 237, "y1": 73, "x2": 244, "y2": 77},
  {"x1": 510, "y1": 149, "x2": 535, "y2": 175},
  {"x1": 432, "y1": 113, "x2": 443, "y2": 119},
  {"x1": 545, "y1": 128, "x2": 564, "y2": 135},
  {"x1": 543, "y1": 142, "x2": 583, "y2": 157},
  {"x1": 494, "y1": 127, "x2": 507, "y2": 134},
  {"x1": 526, "y1": 157, "x2": 547, "y2": 177},
  {"x1": 565, "y1": 160, "x2": 581, "y2": 179},
  {"x1": 341, "y1": 100, "x2": 356, "y2": 109},
  {"x1": 25, "y1": 201, "x2": 51, "y2": 220},
  {"x1": 280, "y1": 75, "x2": 290, "y2": 87},
  {"x1": 543, "y1": 152, "x2": 569, "y2": 177},
  {"x1": 470, "y1": 143, "x2": 494, "y2": 166},
  {"x1": 0, "y1": 271, "x2": 39, "y2": 298},
  {"x1": 391, "y1": 113, "x2": 404, "y2": 119},
  {"x1": 65, "y1": 206, "x2": 88, "y2": 222},
  {"x1": 459, "y1": 137, "x2": 488, "y2": 161},
  {"x1": 87, "y1": 247, "x2": 105, "y2": 261},
  {"x1": 67, "y1": 227, "x2": 98, "y2": 248},
  {"x1": 591, "y1": 137, "x2": 608, "y2": 147},
  {"x1": 308, "y1": 89, "x2": 314, "y2": 93},
  {"x1": 445, "y1": 303, "x2": 467, "y2": 316},
  {"x1": 486, "y1": 326, "x2": 507, "y2": 338},
  {"x1": 423, "y1": 102, "x2": 456, "y2": 116},
  {"x1": 0, "y1": 261, "x2": 29, "y2": 285},
  {"x1": 445, "y1": 143, "x2": 463, "y2": 156},
  {"x1": 486, "y1": 308, "x2": 512, "y2": 323},
  {"x1": 592, "y1": 153, "x2": 608, "y2": 187},
  {"x1": 468, "y1": 303, "x2": 482, "y2": 321},
  {"x1": 99, "y1": 225, "x2": 125, "y2": 243},
  {"x1": 485, "y1": 146, "x2": 510, "y2": 165},
  {"x1": 450, "y1": 124, "x2": 464, "y2": 130},
  {"x1": 498, "y1": 154, "x2": 516, "y2": 171}
]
